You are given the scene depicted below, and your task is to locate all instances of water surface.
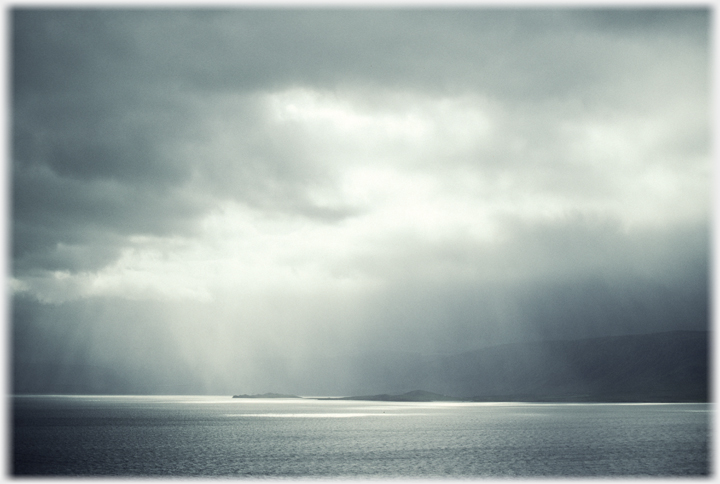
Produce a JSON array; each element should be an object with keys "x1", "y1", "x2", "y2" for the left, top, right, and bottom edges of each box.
[{"x1": 12, "y1": 395, "x2": 710, "y2": 477}]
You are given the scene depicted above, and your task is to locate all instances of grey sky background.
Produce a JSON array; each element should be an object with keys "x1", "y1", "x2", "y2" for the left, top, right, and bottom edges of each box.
[{"x1": 11, "y1": 8, "x2": 710, "y2": 394}]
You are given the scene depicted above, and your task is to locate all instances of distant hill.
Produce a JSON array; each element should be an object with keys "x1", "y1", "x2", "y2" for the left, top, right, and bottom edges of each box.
[
  {"x1": 325, "y1": 390, "x2": 457, "y2": 402},
  {"x1": 232, "y1": 393, "x2": 300, "y2": 399},
  {"x1": 440, "y1": 330, "x2": 708, "y2": 402},
  {"x1": 293, "y1": 330, "x2": 708, "y2": 402}
]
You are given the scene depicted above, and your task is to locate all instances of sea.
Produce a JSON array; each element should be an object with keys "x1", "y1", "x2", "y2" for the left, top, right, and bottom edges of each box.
[{"x1": 12, "y1": 395, "x2": 710, "y2": 478}]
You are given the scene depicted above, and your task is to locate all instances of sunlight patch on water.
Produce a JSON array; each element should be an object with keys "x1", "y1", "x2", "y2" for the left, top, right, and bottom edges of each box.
[{"x1": 225, "y1": 413, "x2": 427, "y2": 418}]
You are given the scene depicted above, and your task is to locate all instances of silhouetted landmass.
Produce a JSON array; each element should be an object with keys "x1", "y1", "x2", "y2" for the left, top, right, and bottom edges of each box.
[
  {"x1": 322, "y1": 390, "x2": 457, "y2": 402},
  {"x1": 446, "y1": 330, "x2": 709, "y2": 402},
  {"x1": 232, "y1": 393, "x2": 300, "y2": 399},
  {"x1": 307, "y1": 330, "x2": 708, "y2": 402}
]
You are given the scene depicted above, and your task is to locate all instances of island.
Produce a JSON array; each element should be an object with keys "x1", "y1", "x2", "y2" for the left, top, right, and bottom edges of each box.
[
  {"x1": 232, "y1": 392, "x2": 301, "y2": 398},
  {"x1": 318, "y1": 390, "x2": 462, "y2": 402}
]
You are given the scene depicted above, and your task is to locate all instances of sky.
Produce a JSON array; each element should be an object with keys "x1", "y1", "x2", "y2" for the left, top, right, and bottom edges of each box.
[{"x1": 11, "y1": 7, "x2": 711, "y2": 394}]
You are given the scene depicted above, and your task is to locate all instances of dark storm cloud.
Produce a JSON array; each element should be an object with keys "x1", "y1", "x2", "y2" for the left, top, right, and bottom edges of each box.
[
  {"x1": 13, "y1": 10, "x2": 200, "y2": 273},
  {"x1": 11, "y1": 8, "x2": 710, "y2": 395},
  {"x1": 11, "y1": 10, "x2": 372, "y2": 273},
  {"x1": 13, "y1": 8, "x2": 709, "y2": 275},
  {"x1": 575, "y1": 7, "x2": 709, "y2": 37},
  {"x1": 13, "y1": 163, "x2": 210, "y2": 273}
]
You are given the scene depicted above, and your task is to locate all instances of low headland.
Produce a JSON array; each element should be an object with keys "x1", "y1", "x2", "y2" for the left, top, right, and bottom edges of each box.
[{"x1": 232, "y1": 392, "x2": 301, "y2": 399}]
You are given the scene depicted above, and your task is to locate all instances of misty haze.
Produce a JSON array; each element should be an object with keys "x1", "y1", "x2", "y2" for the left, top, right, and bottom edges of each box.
[{"x1": 11, "y1": 7, "x2": 710, "y2": 478}]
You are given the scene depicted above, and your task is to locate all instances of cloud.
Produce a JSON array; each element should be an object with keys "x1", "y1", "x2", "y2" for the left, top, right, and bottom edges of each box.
[{"x1": 10, "y1": 8, "x2": 710, "y2": 393}]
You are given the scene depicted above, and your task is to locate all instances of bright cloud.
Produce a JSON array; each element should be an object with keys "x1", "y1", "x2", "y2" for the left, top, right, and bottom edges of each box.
[{"x1": 14, "y1": 80, "x2": 708, "y2": 304}]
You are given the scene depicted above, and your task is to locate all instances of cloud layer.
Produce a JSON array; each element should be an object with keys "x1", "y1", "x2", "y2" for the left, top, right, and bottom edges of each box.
[{"x1": 12, "y1": 8, "x2": 710, "y2": 394}]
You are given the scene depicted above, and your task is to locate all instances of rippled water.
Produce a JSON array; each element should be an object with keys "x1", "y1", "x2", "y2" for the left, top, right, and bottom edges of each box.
[{"x1": 12, "y1": 395, "x2": 710, "y2": 477}]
